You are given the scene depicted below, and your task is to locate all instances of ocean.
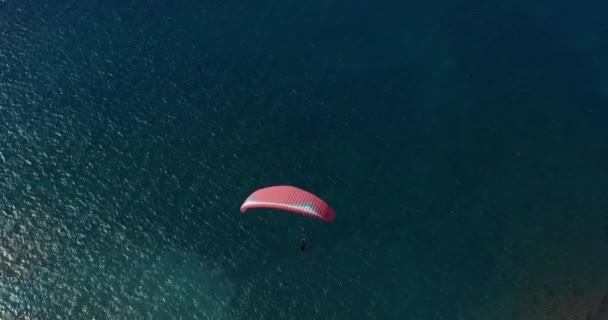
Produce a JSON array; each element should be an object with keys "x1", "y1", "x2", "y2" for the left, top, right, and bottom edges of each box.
[{"x1": 1, "y1": 0, "x2": 608, "y2": 319}]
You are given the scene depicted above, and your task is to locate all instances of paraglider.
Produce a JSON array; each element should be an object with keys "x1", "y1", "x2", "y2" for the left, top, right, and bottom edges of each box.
[
  {"x1": 240, "y1": 185, "x2": 335, "y2": 222},
  {"x1": 240, "y1": 185, "x2": 335, "y2": 252}
]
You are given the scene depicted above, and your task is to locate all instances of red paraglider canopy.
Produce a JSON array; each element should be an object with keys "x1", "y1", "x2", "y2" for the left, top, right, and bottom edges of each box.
[{"x1": 240, "y1": 185, "x2": 335, "y2": 222}]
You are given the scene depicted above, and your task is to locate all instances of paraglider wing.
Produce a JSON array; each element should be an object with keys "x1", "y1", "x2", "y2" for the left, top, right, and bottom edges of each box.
[{"x1": 240, "y1": 185, "x2": 335, "y2": 222}]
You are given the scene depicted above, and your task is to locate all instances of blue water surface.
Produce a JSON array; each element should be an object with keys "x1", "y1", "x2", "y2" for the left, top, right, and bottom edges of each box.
[{"x1": 1, "y1": 1, "x2": 608, "y2": 319}]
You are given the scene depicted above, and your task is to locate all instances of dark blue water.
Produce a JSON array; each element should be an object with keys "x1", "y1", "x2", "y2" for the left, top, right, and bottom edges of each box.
[{"x1": 1, "y1": 1, "x2": 608, "y2": 319}]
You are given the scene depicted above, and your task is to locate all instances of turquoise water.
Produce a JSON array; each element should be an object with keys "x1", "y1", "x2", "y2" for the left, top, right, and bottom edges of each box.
[{"x1": 1, "y1": 1, "x2": 608, "y2": 319}]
